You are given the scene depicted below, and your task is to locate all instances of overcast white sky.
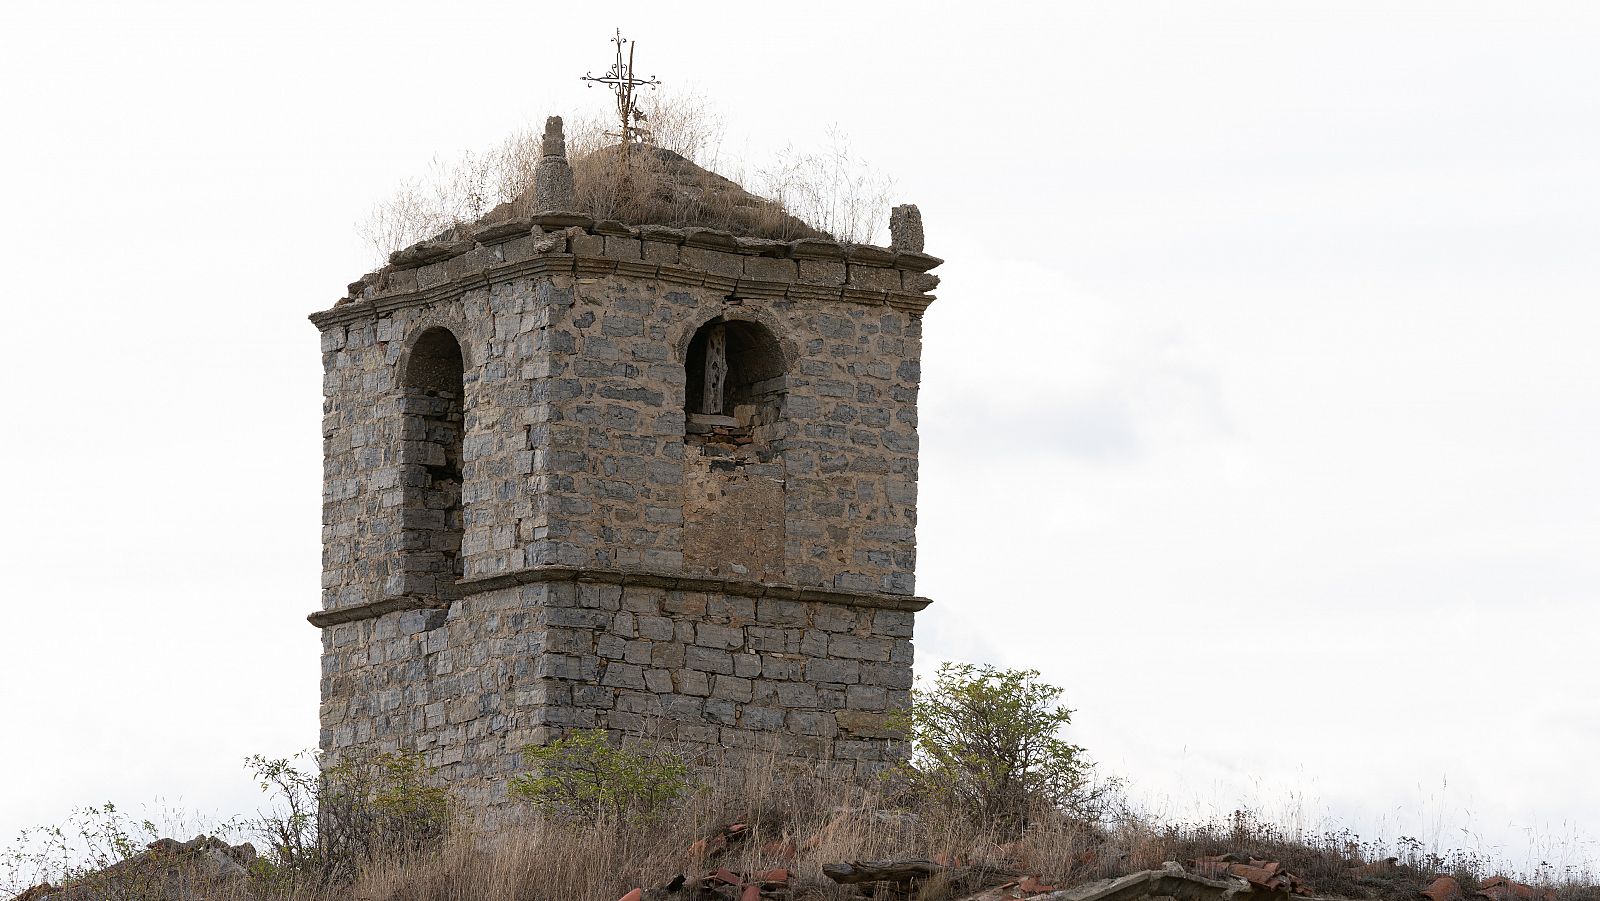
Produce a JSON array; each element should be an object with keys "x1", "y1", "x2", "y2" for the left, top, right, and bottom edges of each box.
[{"x1": 2, "y1": 0, "x2": 1596, "y2": 876}]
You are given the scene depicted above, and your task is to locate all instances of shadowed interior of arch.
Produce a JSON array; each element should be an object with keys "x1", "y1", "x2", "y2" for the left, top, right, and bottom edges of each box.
[
  {"x1": 398, "y1": 327, "x2": 465, "y2": 596},
  {"x1": 684, "y1": 318, "x2": 786, "y2": 447}
]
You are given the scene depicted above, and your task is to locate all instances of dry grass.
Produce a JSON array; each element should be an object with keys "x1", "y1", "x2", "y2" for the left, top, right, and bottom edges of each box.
[
  {"x1": 472, "y1": 137, "x2": 825, "y2": 242},
  {"x1": 356, "y1": 90, "x2": 893, "y2": 264},
  {"x1": 260, "y1": 760, "x2": 1600, "y2": 901},
  {"x1": 324, "y1": 755, "x2": 1052, "y2": 901},
  {"x1": 568, "y1": 143, "x2": 827, "y2": 241},
  {"x1": 11, "y1": 764, "x2": 1599, "y2": 901}
]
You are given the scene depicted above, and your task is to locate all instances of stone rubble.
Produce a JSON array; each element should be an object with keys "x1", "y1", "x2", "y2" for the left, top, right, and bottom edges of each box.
[{"x1": 16, "y1": 835, "x2": 257, "y2": 901}]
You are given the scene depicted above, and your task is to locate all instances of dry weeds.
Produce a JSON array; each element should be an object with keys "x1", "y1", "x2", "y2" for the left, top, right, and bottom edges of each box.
[
  {"x1": 10, "y1": 762, "x2": 1599, "y2": 901},
  {"x1": 356, "y1": 90, "x2": 893, "y2": 264},
  {"x1": 259, "y1": 760, "x2": 1598, "y2": 901}
]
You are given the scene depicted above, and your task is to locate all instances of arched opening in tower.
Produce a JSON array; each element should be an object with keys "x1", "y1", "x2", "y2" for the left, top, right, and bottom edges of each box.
[
  {"x1": 684, "y1": 317, "x2": 786, "y2": 449},
  {"x1": 681, "y1": 316, "x2": 788, "y2": 579},
  {"x1": 399, "y1": 327, "x2": 465, "y2": 596}
]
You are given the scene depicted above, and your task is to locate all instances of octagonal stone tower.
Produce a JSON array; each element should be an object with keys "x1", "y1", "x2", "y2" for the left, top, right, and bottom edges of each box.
[{"x1": 310, "y1": 130, "x2": 941, "y2": 822}]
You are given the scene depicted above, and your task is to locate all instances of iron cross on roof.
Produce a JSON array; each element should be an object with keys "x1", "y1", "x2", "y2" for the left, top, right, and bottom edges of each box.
[{"x1": 581, "y1": 28, "x2": 661, "y2": 163}]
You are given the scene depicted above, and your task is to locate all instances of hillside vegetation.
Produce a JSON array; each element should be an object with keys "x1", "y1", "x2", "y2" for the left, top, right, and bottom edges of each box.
[{"x1": 6, "y1": 666, "x2": 1594, "y2": 901}]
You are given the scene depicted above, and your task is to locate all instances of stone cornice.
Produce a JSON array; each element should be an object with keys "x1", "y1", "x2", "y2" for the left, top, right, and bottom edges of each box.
[
  {"x1": 311, "y1": 221, "x2": 940, "y2": 330},
  {"x1": 306, "y1": 566, "x2": 931, "y2": 628},
  {"x1": 310, "y1": 254, "x2": 936, "y2": 330},
  {"x1": 309, "y1": 255, "x2": 571, "y2": 329}
]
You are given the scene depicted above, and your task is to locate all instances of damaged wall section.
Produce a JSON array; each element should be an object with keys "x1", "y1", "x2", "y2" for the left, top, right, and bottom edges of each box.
[
  {"x1": 682, "y1": 316, "x2": 788, "y2": 580},
  {"x1": 682, "y1": 456, "x2": 786, "y2": 580}
]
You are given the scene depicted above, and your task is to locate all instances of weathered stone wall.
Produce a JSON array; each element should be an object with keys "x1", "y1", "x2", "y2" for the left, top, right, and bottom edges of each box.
[
  {"x1": 319, "y1": 585, "x2": 528, "y2": 827},
  {"x1": 681, "y1": 456, "x2": 785, "y2": 579},
  {"x1": 313, "y1": 216, "x2": 940, "y2": 817},
  {"x1": 319, "y1": 577, "x2": 915, "y2": 826},
  {"x1": 318, "y1": 225, "x2": 936, "y2": 613},
  {"x1": 537, "y1": 264, "x2": 925, "y2": 596},
  {"x1": 531, "y1": 579, "x2": 914, "y2": 768},
  {"x1": 317, "y1": 277, "x2": 556, "y2": 613}
]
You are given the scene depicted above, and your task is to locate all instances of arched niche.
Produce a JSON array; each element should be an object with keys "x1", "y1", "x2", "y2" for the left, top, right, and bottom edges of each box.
[
  {"x1": 684, "y1": 317, "x2": 787, "y2": 448},
  {"x1": 680, "y1": 316, "x2": 788, "y2": 580},
  {"x1": 397, "y1": 327, "x2": 465, "y2": 595}
]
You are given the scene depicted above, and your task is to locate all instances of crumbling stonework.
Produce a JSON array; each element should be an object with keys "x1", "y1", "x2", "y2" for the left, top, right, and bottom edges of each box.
[
  {"x1": 312, "y1": 156, "x2": 941, "y2": 823},
  {"x1": 889, "y1": 204, "x2": 924, "y2": 253}
]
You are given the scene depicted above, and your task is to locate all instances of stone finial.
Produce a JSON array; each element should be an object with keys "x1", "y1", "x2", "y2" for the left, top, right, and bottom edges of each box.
[
  {"x1": 889, "y1": 204, "x2": 924, "y2": 253},
  {"x1": 533, "y1": 115, "x2": 575, "y2": 212},
  {"x1": 541, "y1": 115, "x2": 568, "y2": 158}
]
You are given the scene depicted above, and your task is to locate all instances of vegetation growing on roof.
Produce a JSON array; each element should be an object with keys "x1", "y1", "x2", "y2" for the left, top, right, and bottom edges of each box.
[{"x1": 357, "y1": 91, "x2": 894, "y2": 264}]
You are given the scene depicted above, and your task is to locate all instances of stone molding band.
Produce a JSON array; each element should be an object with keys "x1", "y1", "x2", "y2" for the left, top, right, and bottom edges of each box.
[
  {"x1": 310, "y1": 253, "x2": 935, "y2": 331},
  {"x1": 306, "y1": 595, "x2": 453, "y2": 628},
  {"x1": 307, "y1": 566, "x2": 932, "y2": 628}
]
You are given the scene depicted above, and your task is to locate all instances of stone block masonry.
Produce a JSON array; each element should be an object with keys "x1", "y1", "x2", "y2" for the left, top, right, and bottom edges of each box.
[
  {"x1": 319, "y1": 577, "x2": 919, "y2": 825},
  {"x1": 312, "y1": 207, "x2": 940, "y2": 825}
]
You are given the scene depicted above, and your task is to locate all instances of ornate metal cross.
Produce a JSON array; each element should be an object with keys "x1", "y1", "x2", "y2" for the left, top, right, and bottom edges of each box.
[{"x1": 581, "y1": 28, "x2": 661, "y2": 164}]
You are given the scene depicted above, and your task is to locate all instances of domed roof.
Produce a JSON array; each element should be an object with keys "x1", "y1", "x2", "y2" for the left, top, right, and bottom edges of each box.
[{"x1": 477, "y1": 142, "x2": 827, "y2": 242}]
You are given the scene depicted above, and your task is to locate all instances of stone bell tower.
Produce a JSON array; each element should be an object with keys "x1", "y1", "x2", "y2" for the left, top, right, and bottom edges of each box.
[{"x1": 309, "y1": 118, "x2": 942, "y2": 820}]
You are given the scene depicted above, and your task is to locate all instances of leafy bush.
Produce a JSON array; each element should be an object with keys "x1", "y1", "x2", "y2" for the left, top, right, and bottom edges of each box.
[
  {"x1": 899, "y1": 663, "x2": 1110, "y2": 829},
  {"x1": 510, "y1": 729, "x2": 691, "y2": 821},
  {"x1": 247, "y1": 749, "x2": 449, "y2": 893}
]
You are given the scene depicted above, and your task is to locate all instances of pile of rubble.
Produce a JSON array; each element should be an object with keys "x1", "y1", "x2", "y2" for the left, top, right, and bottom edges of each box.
[
  {"x1": 603, "y1": 825, "x2": 1569, "y2": 901},
  {"x1": 11, "y1": 827, "x2": 1568, "y2": 901},
  {"x1": 1423, "y1": 875, "x2": 1557, "y2": 901},
  {"x1": 609, "y1": 850, "x2": 1269, "y2": 901},
  {"x1": 15, "y1": 835, "x2": 257, "y2": 901}
]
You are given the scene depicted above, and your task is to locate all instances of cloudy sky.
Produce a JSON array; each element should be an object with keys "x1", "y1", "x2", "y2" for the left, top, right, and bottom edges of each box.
[{"x1": 2, "y1": 0, "x2": 1596, "y2": 875}]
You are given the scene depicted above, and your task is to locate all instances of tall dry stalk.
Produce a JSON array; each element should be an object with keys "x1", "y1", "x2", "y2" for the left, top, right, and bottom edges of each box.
[
  {"x1": 354, "y1": 90, "x2": 890, "y2": 265},
  {"x1": 754, "y1": 126, "x2": 895, "y2": 246}
]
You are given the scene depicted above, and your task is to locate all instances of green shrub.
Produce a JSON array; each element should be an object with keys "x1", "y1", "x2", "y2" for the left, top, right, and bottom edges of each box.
[
  {"x1": 510, "y1": 729, "x2": 691, "y2": 821},
  {"x1": 898, "y1": 662, "x2": 1109, "y2": 829},
  {"x1": 247, "y1": 749, "x2": 449, "y2": 893}
]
